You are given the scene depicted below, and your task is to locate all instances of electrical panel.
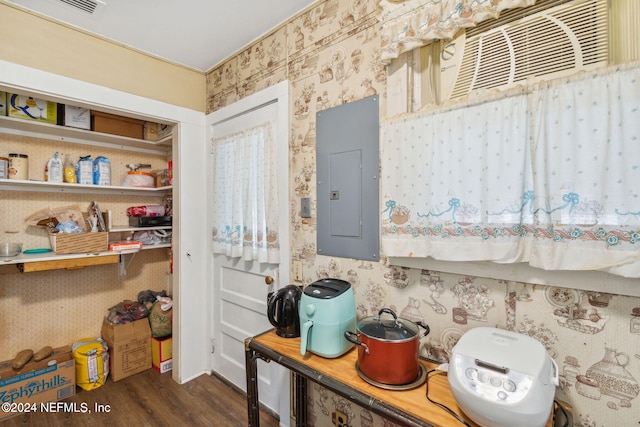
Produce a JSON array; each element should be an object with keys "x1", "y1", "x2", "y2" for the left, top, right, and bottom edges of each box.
[{"x1": 316, "y1": 95, "x2": 379, "y2": 261}]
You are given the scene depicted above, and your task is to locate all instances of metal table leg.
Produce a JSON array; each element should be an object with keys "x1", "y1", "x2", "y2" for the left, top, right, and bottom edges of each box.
[
  {"x1": 294, "y1": 372, "x2": 308, "y2": 427},
  {"x1": 245, "y1": 340, "x2": 261, "y2": 426}
]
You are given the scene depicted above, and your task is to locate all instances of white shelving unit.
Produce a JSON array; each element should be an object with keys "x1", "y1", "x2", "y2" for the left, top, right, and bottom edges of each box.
[
  {"x1": 0, "y1": 115, "x2": 171, "y2": 155},
  {"x1": 0, "y1": 178, "x2": 171, "y2": 196},
  {"x1": 0, "y1": 110, "x2": 173, "y2": 273}
]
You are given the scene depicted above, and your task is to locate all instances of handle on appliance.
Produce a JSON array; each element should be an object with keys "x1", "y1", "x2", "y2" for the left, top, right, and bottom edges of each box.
[
  {"x1": 300, "y1": 320, "x2": 313, "y2": 355},
  {"x1": 344, "y1": 331, "x2": 369, "y2": 355},
  {"x1": 267, "y1": 287, "x2": 286, "y2": 328},
  {"x1": 550, "y1": 356, "x2": 559, "y2": 386}
]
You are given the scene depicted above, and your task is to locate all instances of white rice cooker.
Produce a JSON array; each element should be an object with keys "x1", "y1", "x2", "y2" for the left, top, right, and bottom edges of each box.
[{"x1": 448, "y1": 327, "x2": 558, "y2": 427}]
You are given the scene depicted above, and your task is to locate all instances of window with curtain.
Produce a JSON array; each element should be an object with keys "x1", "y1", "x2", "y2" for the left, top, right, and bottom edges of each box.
[
  {"x1": 381, "y1": 61, "x2": 640, "y2": 278},
  {"x1": 211, "y1": 121, "x2": 280, "y2": 264},
  {"x1": 379, "y1": 0, "x2": 536, "y2": 63}
]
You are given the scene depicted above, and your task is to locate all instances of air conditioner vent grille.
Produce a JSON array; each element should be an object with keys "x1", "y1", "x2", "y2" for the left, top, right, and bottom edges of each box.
[
  {"x1": 474, "y1": 35, "x2": 512, "y2": 89},
  {"x1": 449, "y1": 0, "x2": 608, "y2": 100},
  {"x1": 58, "y1": 0, "x2": 101, "y2": 14}
]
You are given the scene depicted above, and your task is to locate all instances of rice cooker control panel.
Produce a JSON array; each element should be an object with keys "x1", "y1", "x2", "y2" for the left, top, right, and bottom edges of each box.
[{"x1": 451, "y1": 354, "x2": 533, "y2": 403}]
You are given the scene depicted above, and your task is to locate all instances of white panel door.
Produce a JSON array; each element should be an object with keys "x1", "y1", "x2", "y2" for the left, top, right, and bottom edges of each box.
[{"x1": 207, "y1": 82, "x2": 290, "y2": 420}]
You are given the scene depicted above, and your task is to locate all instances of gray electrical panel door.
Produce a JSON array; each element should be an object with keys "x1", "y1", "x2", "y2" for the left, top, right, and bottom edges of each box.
[{"x1": 316, "y1": 95, "x2": 379, "y2": 261}]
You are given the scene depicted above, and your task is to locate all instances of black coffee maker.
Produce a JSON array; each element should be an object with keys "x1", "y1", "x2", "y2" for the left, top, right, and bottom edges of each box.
[{"x1": 267, "y1": 284, "x2": 302, "y2": 338}]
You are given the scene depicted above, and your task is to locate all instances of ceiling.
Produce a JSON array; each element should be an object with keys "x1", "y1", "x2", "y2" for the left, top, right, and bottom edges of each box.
[{"x1": 4, "y1": 0, "x2": 318, "y2": 72}]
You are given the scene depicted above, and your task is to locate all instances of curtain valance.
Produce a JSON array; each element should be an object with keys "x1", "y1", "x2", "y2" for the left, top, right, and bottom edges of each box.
[
  {"x1": 379, "y1": 0, "x2": 536, "y2": 63},
  {"x1": 381, "y1": 62, "x2": 640, "y2": 277}
]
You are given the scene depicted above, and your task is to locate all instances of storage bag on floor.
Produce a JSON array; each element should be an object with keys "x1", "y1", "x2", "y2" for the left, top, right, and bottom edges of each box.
[{"x1": 72, "y1": 337, "x2": 109, "y2": 390}]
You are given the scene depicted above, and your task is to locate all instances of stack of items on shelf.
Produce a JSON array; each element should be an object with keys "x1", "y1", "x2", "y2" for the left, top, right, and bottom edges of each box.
[
  {"x1": 0, "y1": 90, "x2": 172, "y2": 139},
  {"x1": 124, "y1": 197, "x2": 173, "y2": 247},
  {"x1": 1, "y1": 92, "x2": 173, "y2": 189},
  {"x1": 141, "y1": 290, "x2": 173, "y2": 373},
  {"x1": 101, "y1": 289, "x2": 173, "y2": 379},
  {"x1": 25, "y1": 201, "x2": 108, "y2": 254},
  {"x1": 110, "y1": 197, "x2": 173, "y2": 251}
]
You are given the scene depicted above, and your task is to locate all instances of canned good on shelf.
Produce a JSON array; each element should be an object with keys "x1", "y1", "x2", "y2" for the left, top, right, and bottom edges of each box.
[{"x1": 8, "y1": 153, "x2": 28, "y2": 180}]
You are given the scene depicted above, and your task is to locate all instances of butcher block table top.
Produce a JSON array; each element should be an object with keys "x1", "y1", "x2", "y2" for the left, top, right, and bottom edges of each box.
[
  {"x1": 248, "y1": 329, "x2": 555, "y2": 427},
  {"x1": 249, "y1": 329, "x2": 477, "y2": 426}
]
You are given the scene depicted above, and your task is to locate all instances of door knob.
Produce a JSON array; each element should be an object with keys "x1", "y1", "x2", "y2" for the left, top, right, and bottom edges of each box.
[{"x1": 265, "y1": 276, "x2": 274, "y2": 285}]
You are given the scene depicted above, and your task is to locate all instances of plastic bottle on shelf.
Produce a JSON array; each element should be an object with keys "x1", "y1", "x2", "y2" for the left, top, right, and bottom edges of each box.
[
  {"x1": 63, "y1": 153, "x2": 77, "y2": 183},
  {"x1": 45, "y1": 152, "x2": 63, "y2": 183}
]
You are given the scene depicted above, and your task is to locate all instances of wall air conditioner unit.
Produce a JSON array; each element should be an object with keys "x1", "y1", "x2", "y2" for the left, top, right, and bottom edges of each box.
[{"x1": 426, "y1": 0, "x2": 609, "y2": 104}]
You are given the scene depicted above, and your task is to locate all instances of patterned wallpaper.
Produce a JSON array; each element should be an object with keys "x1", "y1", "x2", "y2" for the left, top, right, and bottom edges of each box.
[{"x1": 206, "y1": 1, "x2": 640, "y2": 426}]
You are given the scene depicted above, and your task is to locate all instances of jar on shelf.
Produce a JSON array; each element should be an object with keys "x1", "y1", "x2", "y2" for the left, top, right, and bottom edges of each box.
[
  {"x1": 8, "y1": 153, "x2": 28, "y2": 180},
  {"x1": 0, "y1": 156, "x2": 8, "y2": 179}
]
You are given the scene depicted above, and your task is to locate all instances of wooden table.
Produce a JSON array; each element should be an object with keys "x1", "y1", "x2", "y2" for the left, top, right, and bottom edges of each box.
[{"x1": 245, "y1": 329, "x2": 481, "y2": 427}]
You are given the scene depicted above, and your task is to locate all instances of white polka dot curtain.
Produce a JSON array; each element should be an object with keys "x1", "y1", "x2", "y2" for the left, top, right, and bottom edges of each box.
[
  {"x1": 211, "y1": 122, "x2": 280, "y2": 264},
  {"x1": 381, "y1": 61, "x2": 640, "y2": 277},
  {"x1": 379, "y1": 0, "x2": 536, "y2": 63}
]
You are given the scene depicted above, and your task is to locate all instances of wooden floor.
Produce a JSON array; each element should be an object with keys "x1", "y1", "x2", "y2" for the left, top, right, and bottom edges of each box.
[{"x1": 2, "y1": 369, "x2": 280, "y2": 427}]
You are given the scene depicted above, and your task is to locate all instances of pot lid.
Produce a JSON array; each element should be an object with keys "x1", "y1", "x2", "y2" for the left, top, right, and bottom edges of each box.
[{"x1": 358, "y1": 308, "x2": 420, "y2": 341}]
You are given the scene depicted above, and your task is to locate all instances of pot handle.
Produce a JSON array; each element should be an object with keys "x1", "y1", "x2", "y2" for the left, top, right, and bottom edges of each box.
[
  {"x1": 344, "y1": 331, "x2": 369, "y2": 355},
  {"x1": 376, "y1": 308, "x2": 401, "y2": 328},
  {"x1": 416, "y1": 321, "x2": 430, "y2": 338}
]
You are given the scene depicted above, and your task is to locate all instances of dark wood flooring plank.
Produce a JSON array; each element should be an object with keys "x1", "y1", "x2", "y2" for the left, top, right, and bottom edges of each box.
[{"x1": 2, "y1": 369, "x2": 280, "y2": 427}]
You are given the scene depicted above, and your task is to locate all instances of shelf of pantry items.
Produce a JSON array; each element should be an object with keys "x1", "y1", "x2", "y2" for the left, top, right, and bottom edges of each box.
[
  {"x1": 0, "y1": 115, "x2": 171, "y2": 156},
  {"x1": 2, "y1": 244, "x2": 171, "y2": 274},
  {"x1": 0, "y1": 178, "x2": 171, "y2": 196},
  {"x1": 109, "y1": 225, "x2": 172, "y2": 233}
]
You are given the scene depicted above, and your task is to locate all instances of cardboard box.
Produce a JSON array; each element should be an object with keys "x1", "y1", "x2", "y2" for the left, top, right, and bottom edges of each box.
[
  {"x1": 49, "y1": 231, "x2": 108, "y2": 254},
  {"x1": 59, "y1": 104, "x2": 91, "y2": 130},
  {"x1": 108, "y1": 240, "x2": 143, "y2": 251},
  {"x1": 154, "y1": 169, "x2": 170, "y2": 188},
  {"x1": 91, "y1": 111, "x2": 145, "y2": 139},
  {"x1": 0, "y1": 347, "x2": 75, "y2": 421},
  {"x1": 151, "y1": 336, "x2": 172, "y2": 373},
  {"x1": 7, "y1": 93, "x2": 58, "y2": 124},
  {"x1": 0, "y1": 91, "x2": 6, "y2": 116},
  {"x1": 0, "y1": 346, "x2": 72, "y2": 380},
  {"x1": 144, "y1": 122, "x2": 159, "y2": 141},
  {"x1": 101, "y1": 318, "x2": 151, "y2": 381}
]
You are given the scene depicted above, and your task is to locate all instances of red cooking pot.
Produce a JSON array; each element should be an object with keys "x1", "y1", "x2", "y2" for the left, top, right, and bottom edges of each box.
[{"x1": 344, "y1": 308, "x2": 430, "y2": 385}]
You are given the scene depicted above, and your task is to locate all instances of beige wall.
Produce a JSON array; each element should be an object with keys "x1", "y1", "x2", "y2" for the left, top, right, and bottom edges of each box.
[
  {"x1": 0, "y1": 2, "x2": 185, "y2": 365},
  {"x1": 0, "y1": 1, "x2": 205, "y2": 112}
]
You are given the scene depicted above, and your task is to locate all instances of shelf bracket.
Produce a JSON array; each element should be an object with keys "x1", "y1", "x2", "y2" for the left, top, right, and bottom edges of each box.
[{"x1": 119, "y1": 252, "x2": 137, "y2": 276}]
